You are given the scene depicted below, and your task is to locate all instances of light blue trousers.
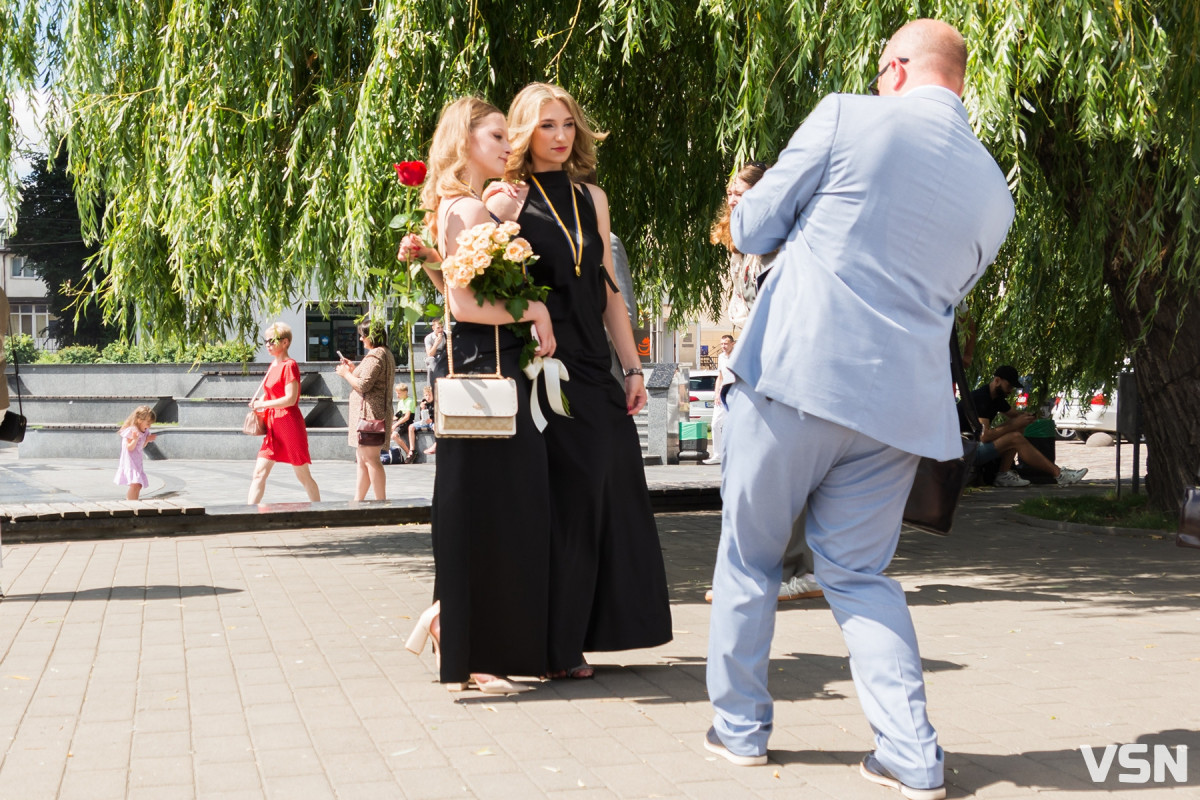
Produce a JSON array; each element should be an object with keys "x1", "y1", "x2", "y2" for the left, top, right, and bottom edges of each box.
[{"x1": 706, "y1": 383, "x2": 943, "y2": 790}]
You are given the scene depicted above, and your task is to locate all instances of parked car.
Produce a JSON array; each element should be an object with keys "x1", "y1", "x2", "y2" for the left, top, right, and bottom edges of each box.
[
  {"x1": 1052, "y1": 390, "x2": 1119, "y2": 440},
  {"x1": 688, "y1": 370, "x2": 718, "y2": 422}
]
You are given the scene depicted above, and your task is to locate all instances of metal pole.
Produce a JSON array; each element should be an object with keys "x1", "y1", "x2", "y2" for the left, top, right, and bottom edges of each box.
[
  {"x1": 1115, "y1": 430, "x2": 1122, "y2": 500},
  {"x1": 1132, "y1": 436, "x2": 1140, "y2": 495}
]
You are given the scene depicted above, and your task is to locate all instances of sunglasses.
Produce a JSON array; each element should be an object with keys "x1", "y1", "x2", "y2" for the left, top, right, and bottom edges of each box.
[
  {"x1": 868, "y1": 57, "x2": 909, "y2": 95},
  {"x1": 264, "y1": 337, "x2": 282, "y2": 345}
]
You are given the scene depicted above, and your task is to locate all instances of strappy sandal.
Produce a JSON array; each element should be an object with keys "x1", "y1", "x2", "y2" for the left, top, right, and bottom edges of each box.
[
  {"x1": 566, "y1": 663, "x2": 594, "y2": 679},
  {"x1": 544, "y1": 663, "x2": 595, "y2": 680}
]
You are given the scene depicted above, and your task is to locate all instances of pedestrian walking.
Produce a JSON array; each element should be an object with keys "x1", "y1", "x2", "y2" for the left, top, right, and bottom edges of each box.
[{"x1": 246, "y1": 322, "x2": 321, "y2": 504}]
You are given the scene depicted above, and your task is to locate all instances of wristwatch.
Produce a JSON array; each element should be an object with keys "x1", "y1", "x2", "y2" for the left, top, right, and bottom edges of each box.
[{"x1": 624, "y1": 368, "x2": 643, "y2": 378}]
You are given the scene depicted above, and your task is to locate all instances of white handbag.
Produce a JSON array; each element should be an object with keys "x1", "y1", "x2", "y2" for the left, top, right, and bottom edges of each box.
[{"x1": 435, "y1": 319, "x2": 518, "y2": 438}]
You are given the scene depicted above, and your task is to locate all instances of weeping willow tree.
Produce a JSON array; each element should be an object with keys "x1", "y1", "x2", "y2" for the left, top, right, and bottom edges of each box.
[{"x1": 2, "y1": 0, "x2": 1197, "y2": 509}]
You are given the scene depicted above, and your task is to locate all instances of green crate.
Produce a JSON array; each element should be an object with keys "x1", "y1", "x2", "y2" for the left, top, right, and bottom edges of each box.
[
  {"x1": 679, "y1": 420, "x2": 710, "y2": 440},
  {"x1": 1024, "y1": 418, "x2": 1056, "y2": 438}
]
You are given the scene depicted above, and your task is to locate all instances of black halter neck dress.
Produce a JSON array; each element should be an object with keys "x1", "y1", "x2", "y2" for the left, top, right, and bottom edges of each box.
[{"x1": 518, "y1": 171, "x2": 672, "y2": 670}]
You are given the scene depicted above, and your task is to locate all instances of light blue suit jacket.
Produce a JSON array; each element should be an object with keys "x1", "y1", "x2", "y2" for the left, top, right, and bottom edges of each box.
[{"x1": 730, "y1": 86, "x2": 1015, "y2": 460}]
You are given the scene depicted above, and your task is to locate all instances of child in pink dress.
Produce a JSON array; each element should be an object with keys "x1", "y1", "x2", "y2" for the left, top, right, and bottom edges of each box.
[{"x1": 114, "y1": 405, "x2": 157, "y2": 500}]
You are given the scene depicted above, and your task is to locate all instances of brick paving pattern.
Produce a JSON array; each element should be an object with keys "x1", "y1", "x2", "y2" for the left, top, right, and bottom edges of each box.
[{"x1": 2, "y1": 472, "x2": 1197, "y2": 798}]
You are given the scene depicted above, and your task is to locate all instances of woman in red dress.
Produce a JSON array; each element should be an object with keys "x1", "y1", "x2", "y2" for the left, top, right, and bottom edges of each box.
[{"x1": 246, "y1": 322, "x2": 321, "y2": 504}]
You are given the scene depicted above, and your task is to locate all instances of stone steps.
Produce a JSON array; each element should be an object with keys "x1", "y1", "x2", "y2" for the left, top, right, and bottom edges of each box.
[{"x1": 18, "y1": 425, "x2": 358, "y2": 461}]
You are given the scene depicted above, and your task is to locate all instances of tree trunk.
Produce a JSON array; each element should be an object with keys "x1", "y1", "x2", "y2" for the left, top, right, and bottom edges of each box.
[{"x1": 1106, "y1": 263, "x2": 1200, "y2": 513}]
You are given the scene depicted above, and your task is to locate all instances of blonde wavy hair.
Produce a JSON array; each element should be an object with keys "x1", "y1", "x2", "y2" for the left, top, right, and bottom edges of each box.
[
  {"x1": 504, "y1": 83, "x2": 607, "y2": 183},
  {"x1": 420, "y1": 97, "x2": 505, "y2": 243},
  {"x1": 710, "y1": 161, "x2": 769, "y2": 252}
]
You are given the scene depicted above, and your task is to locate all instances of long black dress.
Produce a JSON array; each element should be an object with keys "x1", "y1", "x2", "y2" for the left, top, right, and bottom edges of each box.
[
  {"x1": 431, "y1": 319, "x2": 551, "y2": 683},
  {"x1": 519, "y1": 171, "x2": 673, "y2": 671}
]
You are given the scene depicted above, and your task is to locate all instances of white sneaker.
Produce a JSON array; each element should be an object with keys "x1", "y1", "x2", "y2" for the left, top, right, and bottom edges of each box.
[
  {"x1": 778, "y1": 574, "x2": 823, "y2": 600},
  {"x1": 994, "y1": 470, "x2": 1031, "y2": 488},
  {"x1": 1056, "y1": 467, "x2": 1088, "y2": 486},
  {"x1": 702, "y1": 456, "x2": 722, "y2": 465}
]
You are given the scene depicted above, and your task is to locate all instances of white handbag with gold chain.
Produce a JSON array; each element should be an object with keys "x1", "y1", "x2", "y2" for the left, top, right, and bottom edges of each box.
[{"x1": 435, "y1": 313, "x2": 518, "y2": 438}]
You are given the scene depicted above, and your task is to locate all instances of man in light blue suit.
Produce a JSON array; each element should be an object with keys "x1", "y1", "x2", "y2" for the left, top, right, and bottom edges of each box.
[{"x1": 703, "y1": 19, "x2": 1015, "y2": 800}]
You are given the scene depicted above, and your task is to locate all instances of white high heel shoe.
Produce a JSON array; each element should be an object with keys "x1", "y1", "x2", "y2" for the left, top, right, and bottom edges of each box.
[
  {"x1": 444, "y1": 675, "x2": 532, "y2": 695},
  {"x1": 405, "y1": 602, "x2": 441, "y2": 666}
]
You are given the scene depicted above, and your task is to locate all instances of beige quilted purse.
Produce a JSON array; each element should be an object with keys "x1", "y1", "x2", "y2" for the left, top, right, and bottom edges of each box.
[{"x1": 434, "y1": 319, "x2": 518, "y2": 438}]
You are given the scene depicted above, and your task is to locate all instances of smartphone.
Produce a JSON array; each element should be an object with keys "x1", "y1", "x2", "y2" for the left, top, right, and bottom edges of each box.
[{"x1": 336, "y1": 350, "x2": 347, "y2": 361}]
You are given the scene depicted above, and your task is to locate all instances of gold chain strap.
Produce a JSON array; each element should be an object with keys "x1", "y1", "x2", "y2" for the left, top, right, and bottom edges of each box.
[{"x1": 443, "y1": 303, "x2": 502, "y2": 379}]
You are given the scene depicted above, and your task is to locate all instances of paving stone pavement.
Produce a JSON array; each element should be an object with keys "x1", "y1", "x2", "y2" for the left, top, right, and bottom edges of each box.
[
  {"x1": 0, "y1": 438, "x2": 1146, "y2": 511},
  {"x1": 2, "y1": 470, "x2": 1197, "y2": 799}
]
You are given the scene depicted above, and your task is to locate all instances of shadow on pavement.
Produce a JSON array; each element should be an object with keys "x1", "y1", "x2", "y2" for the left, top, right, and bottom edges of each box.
[
  {"x1": 0, "y1": 584, "x2": 243, "y2": 602},
  {"x1": 773, "y1": 727, "x2": 1200, "y2": 794},
  {"x1": 450, "y1": 654, "x2": 966, "y2": 707}
]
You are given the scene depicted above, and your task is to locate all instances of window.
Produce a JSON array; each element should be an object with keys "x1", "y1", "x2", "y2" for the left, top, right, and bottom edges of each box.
[
  {"x1": 304, "y1": 302, "x2": 366, "y2": 362},
  {"x1": 9, "y1": 303, "x2": 51, "y2": 339},
  {"x1": 9, "y1": 256, "x2": 36, "y2": 278}
]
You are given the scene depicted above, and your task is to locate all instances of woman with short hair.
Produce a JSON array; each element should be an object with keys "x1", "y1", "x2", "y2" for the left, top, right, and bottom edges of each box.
[{"x1": 247, "y1": 322, "x2": 321, "y2": 504}]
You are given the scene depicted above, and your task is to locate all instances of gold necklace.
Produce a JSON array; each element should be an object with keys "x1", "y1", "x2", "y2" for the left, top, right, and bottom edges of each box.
[{"x1": 529, "y1": 174, "x2": 583, "y2": 277}]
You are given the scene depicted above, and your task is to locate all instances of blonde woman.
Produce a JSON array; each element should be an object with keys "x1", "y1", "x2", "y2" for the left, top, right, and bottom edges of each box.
[
  {"x1": 247, "y1": 322, "x2": 321, "y2": 504},
  {"x1": 487, "y1": 83, "x2": 672, "y2": 679},
  {"x1": 397, "y1": 96, "x2": 555, "y2": 695},
  {"x1": 336, "y1": 319, "x2": 395, "y2": 500}
]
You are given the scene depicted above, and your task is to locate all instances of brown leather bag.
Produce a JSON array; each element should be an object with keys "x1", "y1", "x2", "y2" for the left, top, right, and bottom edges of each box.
[
  {"x1": 356, "y1": 418, "x2": 387, "y2": 447},
  {"x1": 1178, "y1": 487, "x2": 1200, "y2": 549},
  {"x1": 242, "y1": 372, "x2": 270, "y2": 436},
  {"x1": 902, "y1": 325, "x2": 981, "y2": 536}
]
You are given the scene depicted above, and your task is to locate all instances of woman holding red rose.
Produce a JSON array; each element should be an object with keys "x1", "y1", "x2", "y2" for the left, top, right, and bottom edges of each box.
[{"x1": 398, "y1": 96, "x2": 556, "y2": 695}]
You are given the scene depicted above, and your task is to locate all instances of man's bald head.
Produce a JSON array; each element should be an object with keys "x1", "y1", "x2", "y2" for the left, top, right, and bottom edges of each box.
[{"x1": 881, "y1": 19, "x2": 967, "y2": 96}]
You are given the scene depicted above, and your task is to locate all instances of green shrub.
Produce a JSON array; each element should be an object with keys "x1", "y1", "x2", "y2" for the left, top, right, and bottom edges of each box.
[
  {"x1": 51, "y1": 345, "x2": 103, "y2": 363},
  {"x1": 198, "y1": 341, "x2": 257, "y2": 362},
  {"x1": 100, "y1": 341, "x2": 140, "y2": 363},
  {"x1": 99, "y1": 339, "x2": 254, "y2": 363},
  {"x1": 3, "y1": 333, "x2": 38, "y2": 364}
]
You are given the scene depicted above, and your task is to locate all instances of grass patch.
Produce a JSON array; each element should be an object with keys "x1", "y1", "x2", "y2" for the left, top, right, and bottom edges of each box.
[{"x1": 1016, "y1": 491, "x2": 1177, "y2": 532}]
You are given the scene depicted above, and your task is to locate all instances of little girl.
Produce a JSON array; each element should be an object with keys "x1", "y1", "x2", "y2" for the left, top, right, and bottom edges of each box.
[{"x1": 114, "y1": 405, "x2": 157, "y2": 500}]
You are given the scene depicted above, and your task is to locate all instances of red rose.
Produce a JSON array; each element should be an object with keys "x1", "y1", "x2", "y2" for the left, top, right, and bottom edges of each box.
[{"x1": 394, "y1": 161, "x2": 427, "y2": 186}]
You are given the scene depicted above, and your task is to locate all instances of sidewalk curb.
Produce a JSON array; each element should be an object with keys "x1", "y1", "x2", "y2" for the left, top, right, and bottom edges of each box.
[
  {"x1": 1, "y1": 485, "x2": 722, "y2": 543},
  {"x1": 1006, "y1": 510, "x2": 1174, "y2": 541}
]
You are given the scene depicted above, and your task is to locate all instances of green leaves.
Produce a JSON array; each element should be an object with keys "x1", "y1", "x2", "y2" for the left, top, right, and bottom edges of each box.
[{"x1": 0, "y1": 0, "x2": 1195, "y2": 394}]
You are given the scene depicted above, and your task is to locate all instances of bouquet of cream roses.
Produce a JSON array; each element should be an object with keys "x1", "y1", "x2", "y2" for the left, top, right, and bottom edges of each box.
[{"x1": 440, "y1": 220, "x2": 549, "y2": 367}]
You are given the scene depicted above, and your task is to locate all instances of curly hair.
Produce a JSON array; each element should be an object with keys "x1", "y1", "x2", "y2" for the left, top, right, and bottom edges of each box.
[
  {"x1": 710, "y1": 161, "x2": 770, "y2": 252},
  {"x1": 505, "y1": 83, "x2": 607, "y2": 183}
]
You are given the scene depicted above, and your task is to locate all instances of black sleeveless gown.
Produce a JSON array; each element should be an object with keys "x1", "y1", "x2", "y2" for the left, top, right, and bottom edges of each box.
[
  {"x1": 518, "y1": 171, "x2": 672, "y2": 671},
  {"x1": 431, "y1": 272, "x2": 551, "y2": 683}
]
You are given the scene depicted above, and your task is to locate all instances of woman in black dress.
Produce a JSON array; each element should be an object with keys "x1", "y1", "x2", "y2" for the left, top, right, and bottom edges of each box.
[
  {"x1": 488, "y1": 83, "x2": 672, "y2": 678},
  {"x1": 399, "y1": 96, "x2": 557, "y2": 694}
]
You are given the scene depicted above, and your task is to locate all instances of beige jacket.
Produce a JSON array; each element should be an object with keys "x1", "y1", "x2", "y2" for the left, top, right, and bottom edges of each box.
[{"x1": 346, "y1": 346, "x2": 396, "y2": 448}]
